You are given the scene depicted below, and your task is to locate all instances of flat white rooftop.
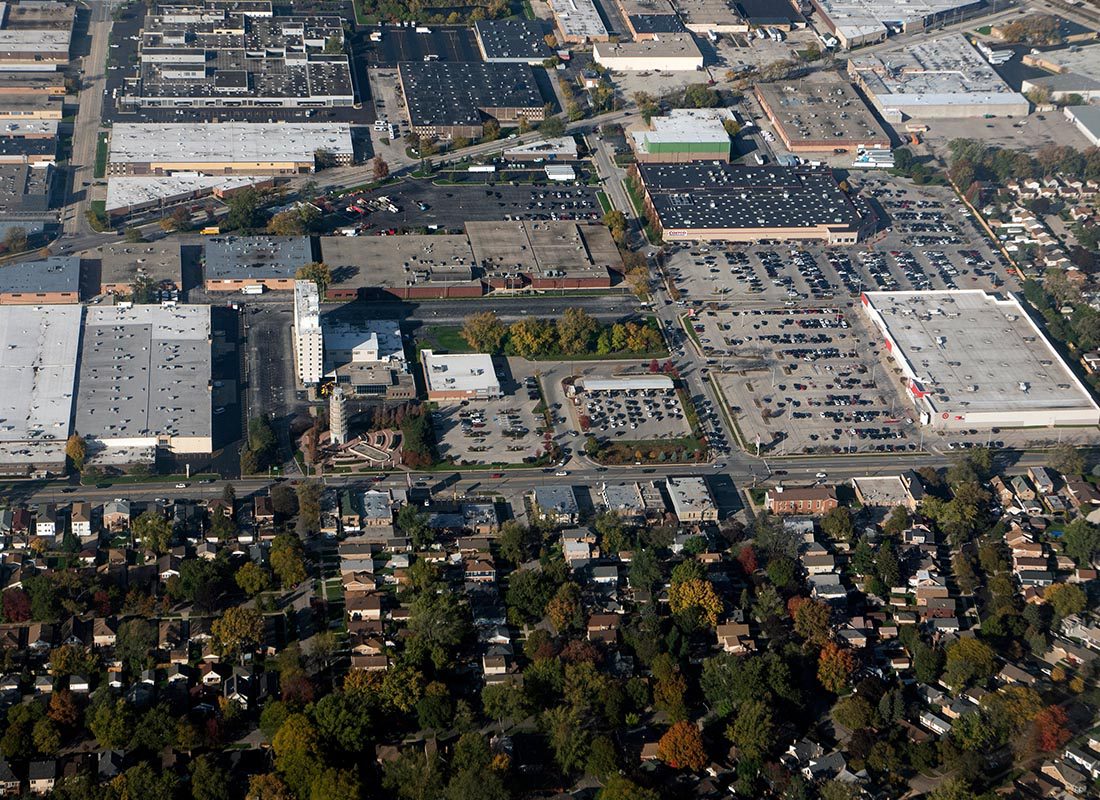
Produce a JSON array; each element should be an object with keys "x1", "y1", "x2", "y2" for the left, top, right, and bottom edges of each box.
[
  {"x1": 108, "y1": 122, "x2": 353, "y2": 166},
  {"x1": 548, "y1": 0, "x2": 608, "y2": 39},
  {"x1": 76, "y1": 305, "x2": 212, "y2": 444},
  {"x1": 0, "y1": 304, "x2": 81, "y2": 444},
  {"x1": 106, "y1": 175, "x2": 266, "y2": 213},
  {"x1": 815, "y1": 0, "x2": 981, "y2": 41},
  {"x1": 862, "y1": 290, "x2": 1100, "y2": 420},
  {"x1": 636, "y1": 108, "x2": 734, "y2": 144},
  {"x1": 422, "y1": 350, "x2": 500, "y2": 396}
]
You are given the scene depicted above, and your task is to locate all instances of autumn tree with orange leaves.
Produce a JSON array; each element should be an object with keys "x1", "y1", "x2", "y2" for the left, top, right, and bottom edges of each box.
[
  {"x1": 817, "y1": 642, "x2": 857, "y2": 693},
  {"x1": 1032, "y1": 705, "x2": 1071, "y2": 752},
  {"x1": 657, "y1": 721, "x2": 707, "y2": 771}
]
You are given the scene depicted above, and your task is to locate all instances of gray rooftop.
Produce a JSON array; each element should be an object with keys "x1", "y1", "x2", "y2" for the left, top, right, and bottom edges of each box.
[
  {"x1": 474, "y1": 18, "x2": 552, "y2": 62},
  {"x1": 399, "y1": 61, "x2": 544, "y2": 129},
  {"x1": 75, "y1": 304, "x2": 212, "y2": 442},
  {"x1": 108, "y1": 123, "x2": 353, "y2": 166},
  {"x1": 0, "y1": 255, "x2": 77, "y2": 295},
  {"x1": 533, "y1": 485, "x2": 579, "y2": 516},
  {"x1": 204, "y1": 235, "x2": 312, "y2": 281}
]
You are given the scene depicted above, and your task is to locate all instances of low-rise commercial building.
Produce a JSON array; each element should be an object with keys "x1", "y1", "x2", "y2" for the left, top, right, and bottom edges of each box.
[
  {"x1": 318, "y1": 234, "x2": 483, "y2": 300},
  {"x1": 666, "y1": 476, "x2": 718, "y2": 523},
  {"x1": 203, "y1": 235, "x2": 313, "y2": 291},
  {"x1": 635, "y1": 163, "x2": 869, "y2": 244},
  {"x1": 848, "y1": 34, "x2": 1030, "y2": 121},
  {"x1": 323, "y1": 320, "x2": 414, "y2": 401},
  {"x1": 593, "y1": 33, "x2": 703, "y2": 72},
  {"x1": 861, "y1": 290, "x2": 1100, "y2": 430},
  {"x1": 105, "y1": 175, "x2": 272, "y2": 222},
  {"x1": 755, "y1": 77, "x2": 892, "y2": 154},
  {"x1": 614, "y1": 0, "x2": 684, "y2": 40},
  {"x1": 810, "y1": 0, "x2": 985, "y2": 49},
  {"x1": 467, "y1": 220, "x2": 621, "y2": 290},
  {"x1": 474, "y1": 18, "x2": 552, "y2": 63},
  {"x1": 398, "y1": 62, "x2": 545, "y2": 139},
  {"x1": 0, "y1": 255, "x2": 78, "y2": 304},
  {"x1": 107, "y1": 122, "x2": 354, "y2": 176},
  {"x1": 547, "y1": 0, "x2": 609, "y2": 42},
  {"x1": 422, "y1": 350, "x2": 501, "y2": 402},
  {"x1": 1064, "y1": 105, "x2": 1100, "y2": 147},
  {"x1": 1022, "y1": 44, "x2": 1100, "y2": 103},
  {"x1": 629, "y1": 108, "x2": 735, "y2": 163},
  {"x1": 91, "y1": 241, "x2": 181, "y2": 295}
]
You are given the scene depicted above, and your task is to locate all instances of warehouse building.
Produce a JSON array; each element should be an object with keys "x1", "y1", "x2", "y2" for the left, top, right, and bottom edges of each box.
[
  {"x1": 1064, "y1": 105, "x2": 1100, "y2": 147},
  {"x1": 672, "y1": 0, "x2": 745, "y2": 33},
  {"x1": 593, "y1": 33, "x2": 703, "y2": 72},
  {"x1": 1022, "y1": 44, "x2": 1100, "y2": 103},
  {"x1": 105, "y1": 175, "x2": 272, "y2": 222},
  {"x1": 0, "y1": 303, "x2": 81, "y2": 475},
  {"x1": 847, "y1": 34, "x2": 1030, "y2": 121},
  {"x1": 614, "y1": 0, "x2": 685, "y2": 40},
  {"x1": 629, "y1": 108, "x2": 735, "y2": 162},
  {"x1": 503, "y1": 136, "x2": 579, "y2": 161},
  {"x1": 0, "y1": 95, "x2": 63, "y2": 120},
  {"x1": 0, "y1": 163, "x2": 54, "y2": 234},
  {"x1": 293, "y1": 279, "x2": 323, "y2": 386},
  {"x1": 76, "y1": 305, "x2": 214, "y2": 454},
  {"x1": 635, "y1": 163, "x2": 870, "y2": 244},
  {"x1": 474, "y1": 19, "x2": 552, "y2": 63},
  {"x1": 546, "y1": 0, "x2": 609, "y2": 42},
  {"x1": 0, "y1": 133, "x2": 55, "y2": 166},
  {"x1": 319, "y1": 234, "x2": 484, "y2": 300},
  {"x1": 204, "y1": 235, "x2": 313, "y2": 291},
  {"x1": 398, "y1": 62, "x2": 546, "y2": 139},
  {"x1": 422, "y1": 350, "x2": 501, "y2": 402},
  {"x1": 122, "y1": 3, "x2": 354, "y2": 110},
  {"x1": 755, "y1": 77, "x2": 892, "y2": 154},
  {"x1": 107, "y1": 122, "x2": 353, "y2": 176},
  {"x1": 0, "y1": 0, "x2": 75, "y2": 65},
  {"x1": 809, "y1": 0, "x2": 986, "y2": 49},
  {"x1": 91, "y1": 241, "x2": 182, "y2": 296},
  {"x1": 0, "y1": 255, "x2": 78, "y2": 304},
  {"x1": 861, "y1": 290, "x2": 1100, "y2": 430},
  {"x1": 467, "y1": 220, "x2": 622, "y2": 291}
]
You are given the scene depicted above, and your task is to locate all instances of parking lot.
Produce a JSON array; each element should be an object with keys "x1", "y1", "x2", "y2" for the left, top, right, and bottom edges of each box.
[
  {"x1": 568, "y1": 383, "x2": 692, "y2": 442},
  {"x1": 705, "y1": 307, "x2": 922, "y2": 455},
  {"x1": 323, "y1": 179, "x2": 603, "y2": 234},
  {"x1": 432, "y1": 360, "x2": 548, "y2": 466}
]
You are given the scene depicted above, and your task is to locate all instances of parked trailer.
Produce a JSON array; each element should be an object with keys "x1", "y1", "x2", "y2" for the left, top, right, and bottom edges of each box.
[
  {"x1": 242, "y1": 285, "x2": 264, "y2": 295},
  {"x1": 468, "y1": 165, "x2": 496, "y2": 173}
]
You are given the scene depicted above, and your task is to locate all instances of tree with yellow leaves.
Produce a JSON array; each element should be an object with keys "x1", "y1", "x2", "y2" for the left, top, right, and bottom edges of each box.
[
  {"x1": 668, "y1": 578, "x2": 721, "y2": 627},
  {"x1": 817, "y1": 642, "x2": 857, "y2": 693},
  {"x1": 657, "y1": 721, "x2": 707, "y2": 771}
]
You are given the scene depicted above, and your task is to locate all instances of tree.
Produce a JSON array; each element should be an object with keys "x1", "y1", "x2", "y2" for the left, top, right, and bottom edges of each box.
[
  {"x1": 273, "y1": 714, "x2": 322, "y2": 799},
  {"x1": 116, "y1": 618, "x2": 156, "y2": 676},
  {"x1": 268, "y1": 207, "x2": 319, "y2": 236},
  {"x1": 657, "y1": 721, "x2": 707, "y2": 771},
  {"x1": 539, "y1": 116, "x2": 566, "y2": 137},
  {"x1": 1062, "y1": 518, "x2": 1100, "y2": 566},
  {"x1": 556, "y1": 308, "x2": 599, "y2": 355},
  {"x1": 817, "y1": 643, "x2": 856, "y2": 693},
  {"x1": 32, "y1": 717, "x2": 59, "y2": 755},
  {"x1": 1048, "y1": 442, "x2": 1085, "y2": 475},
  {"x1": 65, "y1": 434, "x2": 86, "y2": 472},
  {"x1": 212, "y1": 607, "x2": 264, "y2": 656},
  {"x1": 509, "y1": 317, "x2": 557, "y2": 358},
  {"x1": 943, "y1": 638, "x2": 996, "y2": 690},
  {"x1": 547, "y1": 581, "x2": 583, "y2": 632},
  {"x1": 407, "y1": 589, "x2": 469, "y2": 668},
  {"x1": 47, "y1": 690, "x2": 78, "y2": 727},
  {"x1": 382, "y1": 749, "x2": 445, "y2": 800},
  {"x1": 271, "y1": 534, "x2": 307, "y2": 586},
  {"x1": 603, "y1": 210, "x2": 627, "y2": 245},
  {"x1": 832, "y1": 695, "x2": 876, "y2": 731},
  {"x1": 236, "y1": 562, "x2": 273, "y2": 597},
  {"x1": 372, "y1": 155, "x2": 389, "y2": 181},
  {"x1": 133, "y1": 509, "x2": 172, "y2": 554},
  {"x1": 505, "y1": 568, "x2": 555, "y2": 623},
  {"x1": 1032, "y1": 705, "x2": 1071, "y2": 752},
  {"x1": 1044, "y1": 582, "x2": 1086, "y2": 619},
  {"x1": 191, "y1": 755, "x2": 230, "y2": 800},
  {"x1": 481, "y1": 119, "x2": 500, "y2": 141},
  {"x1": 295, "y1": 480, "x2": 323, "y2": 535},
  {"x1": 668, "y1": 578, "x2": 721, "y2": 626},
  {"x1": 226, "y1": 188, "x2": 265, "y2": 232},
  {"x1": 727, "y1": 700, "x2": 774, "y2": 760},
  {"x1": 682, "y1": 83, "x2": 718, "y2": 108},
  {"x1": 313, "y1": 692, "x2": 373, "y2": 754},
  {"x1": 543, "y1": 705, "x2": 589, "y2": 774},
  {"x1": 793, "y1": 599, "x2": 831, "y2": 645},
  {"x1": 597, "y1": 776, "x2": 660, "y2": 800},
  {"x1": 820, "y1": 507, "x2": 854, "y2": 541},
  {"x1": 295, "y1": 262, "x2": 331, "y2": 295},
  {"x1": 88, "y1": 697, "x2": 133, "y2": 749},
  {"x1": 2, "y1": 227, "x2": 27, "y2": 254},
  {"x1": 461, "y1": 311, "x2": 507, "y2": 352}
]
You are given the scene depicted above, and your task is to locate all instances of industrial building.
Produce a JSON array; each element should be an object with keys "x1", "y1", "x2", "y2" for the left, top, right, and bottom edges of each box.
[
  {"x1": 421, "y1": 351, "x2": 501, "y2": 402},
  {"x1": 0, "y1": 94, "x2": 63, "y2": 120},
  {"x1": 203, "y1": 235, "x2": 313, "y2": 291},
  {"x1": 105, "y1": 175, "x2": 272, "y2": 221},
  {"x1": 0, "y1": 0, "x2": 75, "y2": 65},
  {"x1": 809, "y1": 0, "x2": 986, "y2": 49},
  {"x1": 671, "y1": 0, "x2": 744, "y2": 33},
  {"x1": 861, "y1": 290, "x2": 1100, "y2": 430},
  {"x1": 0, "y1": 163, "x2": 54, "y2": 234},
  {"x1": 754, "y1": 76, "x2": 892, "y2": 154},
  {"x1": 107, "y1": 122, "x2": 354, "y2": 176},
  {"x1": 1065, "y1": 105, "x2": 1100, "y2": 147},
  {"x1": 666, "y1": 476, "x2": 718, "y2": 523},
  {"x1": 635, "y1": 163, "x2": 870, "y2": 244},
  {"x1": 75, "y1": 305, "x2": 214, "y2": 454},
  {"x1": 503, "y1": 136, "x2": 579, "y2": 161},
  {"x1": 473, "y1": 19, "x2": 552, "y2": 63},
  {"x1": 319, "y1": 234, "x2": 483, "y2": 300},
  {"x1": 593, "y1": 34, "x2": 704, "y2": 72},
  {"x1": 467, "y1": 220, "x2": 622, "y2": 291},
  {"x1": 91, "y1": 241, "x2": 181, "y2": 296},
  {"x1": 121, "y1": 2, "x2": 354, "y2": 110},
  {"x1": 613, "y1": 0, "x2": 685, "y2": 40},
  {"x1": 398, "y1": 61, "x2": 546, "y2": 139},
  {"x1": 629, "y1": 108, "x2": 735, "y2": 162},
  {"x1": 0, "y1": 255, "x2": 78, "y2": 304},
  {"x1": 0, "y1": 304, "x2": 81, "y2": 475},
  {"x1": 293, "y1": 280, "x2": 323, "y2": 386},
  {"x1": 1022, "y1": 44, "x2": 1100, "y2": 103},
  {"x1": 847, "y1": 34, "x2": 1030, "y2": 121},
  {"x1": 546, "y1": 0, "x2": 609, "y2": 43}
]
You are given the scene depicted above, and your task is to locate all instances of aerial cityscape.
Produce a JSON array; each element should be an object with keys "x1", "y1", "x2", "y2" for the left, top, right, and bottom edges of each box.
[{"x1": 0, "y1": 0, "x2": 1099, "y2": 797}]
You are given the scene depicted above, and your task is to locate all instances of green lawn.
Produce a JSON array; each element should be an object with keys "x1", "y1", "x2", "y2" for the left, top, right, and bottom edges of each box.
[
  {"x1": 85, "y1": 200, "x2": 108, "y2": 232},
  {"x1": 418, "y1": 325, "x2": 474, "y2": 354},
  {"x1": 596, "y1": 190, "x2": 611, "y2": 213},
  {"x1": 93, "y1": 132, "x2": 108, "y2": 179}
]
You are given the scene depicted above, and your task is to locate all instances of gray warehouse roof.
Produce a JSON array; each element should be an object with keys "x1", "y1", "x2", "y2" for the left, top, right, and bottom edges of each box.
[
  {"x1": 0, "y1": 255, "x2": 78, "y2": 294},
  {"x1": 474, "y1": 19, "x2": 552, "y2": 62},
  {"x1": 399, "y1": 61, "x2": 544, "y2": 129},
  {"x1": 108, "y1": 123, "x2": 353, "y2": 166},
  {"x1": 204, "y1": 235, "x2": 313, "y2": 281},
  {"x1": 75, "y1": 304, "x2": 213, "y2": 443}
]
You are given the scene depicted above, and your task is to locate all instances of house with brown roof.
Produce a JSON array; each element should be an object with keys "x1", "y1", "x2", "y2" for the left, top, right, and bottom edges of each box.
[
  {"x1": 716, "y1": 622, "x2": 754, "y2": 654},
  {"x1": 765, "y1": 486, "x2": 838, "y2": 516}
]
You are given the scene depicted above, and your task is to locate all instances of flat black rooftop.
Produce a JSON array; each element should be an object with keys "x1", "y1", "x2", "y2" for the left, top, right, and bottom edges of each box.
[
  {"x1": 399, "y1": 61, "x2": 544, "y2": 128},
  {"x1": 474, "y1": 19, "x2": 552, "y2": 61},
  {"x1": 638, "y1": 163, "x2": 864, "y2": 231},
  {"x1": 629, "y1": 13, "x2": 687, "y2": 33},
  {"x1": 734, "y1": 0, "x2": 799, "y2": 24}
]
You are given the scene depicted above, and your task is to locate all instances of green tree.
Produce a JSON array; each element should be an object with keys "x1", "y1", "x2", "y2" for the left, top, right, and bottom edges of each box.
[
  {"x1": 539, "y1": 115, "x2": 566, "y2": 137},
  {"x1": 226, "y1": 188, "x2": 265, "y2": 232},
  {"x1": 1044, "y1": 582, "x2": 1086, "y2": 619},
  {"x1": 397, "y1": 503, "x2": 433, "y2": 549},
  {"x1": 682, "y1": 83, "x2": 718, "y2": 107},
  {"x1": 597, "y1": 775, "x2": 660, "y2": 800},
  {"x1": 133, "y1": 509, "x2": 172, "y2": 554},
  {"x1": 191, "y1": 755, "x2": 230, "y2": 800},
  {"x1": 1062, "y1": 518, "x2": 1100, "y2": 566},
  {"x1": 833, "y1": 695, "x2": 876, "y2": 730},
  {"x1": 728, "y1": 700, "x2": 773, "y2": 760},
  {"x1": 271, "y1": 534, "x2": 307, "y2": 586},
  {"x1": 381, "y1": 749, "x2": 445, "y2": 800},
  {"x1": 115, "y1": 618, "x2": 156, "y2": 676},
  {"x1": 461, "y1": 311, "x2": 507, "y2": 352},
  {"x1": 295, "y1": 262, "x2": 332, "y2": 295},
  {"x1": 556, "y1": 308, "x2": 599, "y2": 354},
  {"x1": 1048, "y1": 443, "x2": 1085, "y2": 475},
  {"x1": 543, "y1": 705, "x2": 589, "y2": 774},
  {"x1": 65, "y1": 434, "x2": 86, "y2": 472},
  {"x1": 88, "y1": 697, "x2": 134, "y2": 749},
  {"x1": 943, "y1": 638, "x2": 996, "y2": 690},
  {"x1": 294, "y1": 480, "x2": 323, "y2": 535},
  {"x1": 212, "y1": 606, "x2": 265, "y2": 656},
  {"x1": 236, "y1": 561, "x2": 273, "y2": 597}
]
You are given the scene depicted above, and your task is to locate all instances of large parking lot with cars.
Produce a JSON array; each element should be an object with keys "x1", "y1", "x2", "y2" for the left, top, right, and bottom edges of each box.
[{"x1": 568, "y1": 383, "x2": 692, "y2": 443}]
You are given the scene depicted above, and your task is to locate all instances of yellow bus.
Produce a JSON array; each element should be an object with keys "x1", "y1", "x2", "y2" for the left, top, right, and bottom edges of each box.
[{"x1": 200, "y1": 226, "x2": 221, "y2": 235}]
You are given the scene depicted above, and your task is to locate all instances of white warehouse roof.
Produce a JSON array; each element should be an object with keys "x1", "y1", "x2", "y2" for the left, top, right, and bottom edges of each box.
[{"x1": 108, "y1": 122, "x2": 354, "y2": 166}]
